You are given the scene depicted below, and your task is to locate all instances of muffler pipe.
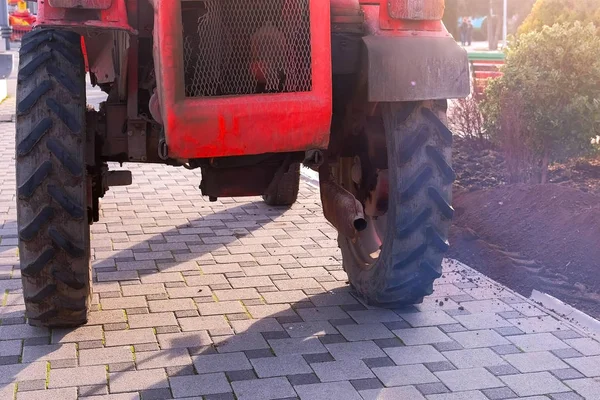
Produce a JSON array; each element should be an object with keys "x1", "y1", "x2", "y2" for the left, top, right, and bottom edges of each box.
[{"x1": 319, "y1": 166, "x2": 367, "y2": 239}]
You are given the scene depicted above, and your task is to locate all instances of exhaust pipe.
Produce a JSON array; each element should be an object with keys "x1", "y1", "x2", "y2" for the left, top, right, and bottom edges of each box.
[{"x1": 319, "y1": 167, "x2": 367, "y2": 239}]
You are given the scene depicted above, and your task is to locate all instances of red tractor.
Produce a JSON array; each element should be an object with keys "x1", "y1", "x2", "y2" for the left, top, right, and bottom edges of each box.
[{"x1": 16, "y1": 0, "x2": 469, "y2": 327}]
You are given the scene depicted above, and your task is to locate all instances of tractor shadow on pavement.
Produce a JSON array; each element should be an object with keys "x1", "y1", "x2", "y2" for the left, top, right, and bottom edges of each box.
[{"x1": 3, "y1": 197, "x2": 417, "y2": 398}]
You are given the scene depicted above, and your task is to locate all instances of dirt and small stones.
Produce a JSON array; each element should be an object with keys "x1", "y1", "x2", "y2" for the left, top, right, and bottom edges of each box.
[
  {"x1": 453, "y1": 136, "x2": 508, "y2": 191},
  {"x1": 449, "y1": 184, "x2": 600, "y2": 319}
]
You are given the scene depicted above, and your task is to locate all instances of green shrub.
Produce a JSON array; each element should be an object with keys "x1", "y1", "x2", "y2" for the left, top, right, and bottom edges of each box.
[
  {"x1": 518, "y1": 0, "x2": 600, "y2": 35},
  {"x1": 482, "y1": 22, "x2": 600, "y2": 183}
]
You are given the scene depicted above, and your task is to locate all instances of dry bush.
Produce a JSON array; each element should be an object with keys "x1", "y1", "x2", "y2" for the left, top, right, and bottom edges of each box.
[{"x1": 448, "y1": 88, "x2": 488, "y2": 148}]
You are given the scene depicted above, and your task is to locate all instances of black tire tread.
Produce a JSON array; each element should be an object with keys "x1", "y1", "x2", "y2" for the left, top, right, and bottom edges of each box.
[
  {"x1": 341, "y1": 101, "x2": 454, "y2": 306},
  {"x1": 263, "y1": 163, "x2": 301, "y2": 206},
  {"x1": 16, "y1": 28, "x2": 91, "y2": 328}
]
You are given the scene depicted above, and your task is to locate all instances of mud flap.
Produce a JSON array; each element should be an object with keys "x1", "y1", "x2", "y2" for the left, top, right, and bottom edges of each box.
[
  {"x1": 362, "y1": 35, "x2": 470, "y2": 102},
  {"x1": 0, "y1": 52, "x2": 13, "y2": 79}
]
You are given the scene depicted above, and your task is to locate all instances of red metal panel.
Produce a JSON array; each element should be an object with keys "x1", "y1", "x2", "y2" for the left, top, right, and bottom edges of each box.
[
  {"x1": 37, "y1": 0, "x2": 133, "y2": 31},
  {"x1": 387, "y1": 0, "x2": 445, "y2": 21},
  {"x1": 153, "y1": 0, "x2": 332, "y2": 159},
  {"x1": 361, "y1": 2, "x2": 449, "y2": 36},
  {"x1": 48, "y1": 0, "x2": 113, "y2": 9}
]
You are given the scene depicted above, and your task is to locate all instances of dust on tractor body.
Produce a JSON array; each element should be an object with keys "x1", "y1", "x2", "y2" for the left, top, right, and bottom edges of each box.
[{"x1": 15, "y1": 0, "x2": 469, "y2": 327}]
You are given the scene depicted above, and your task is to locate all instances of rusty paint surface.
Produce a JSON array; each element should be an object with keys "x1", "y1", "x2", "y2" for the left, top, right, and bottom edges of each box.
[
  {"x1": 387, "y1": 0, "x2": 445, "y2": 21},
  {"x1": 154, "y1": 0, "x2": 332, "y2": 159},
  {"x1": 48, "y1": 0, "x2": 113, "y2": 9}
]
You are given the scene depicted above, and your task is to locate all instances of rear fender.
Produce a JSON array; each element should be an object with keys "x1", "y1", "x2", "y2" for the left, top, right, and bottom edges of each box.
[{"x1": 362, "y1": 35, "x2": 470, "y2": 102}]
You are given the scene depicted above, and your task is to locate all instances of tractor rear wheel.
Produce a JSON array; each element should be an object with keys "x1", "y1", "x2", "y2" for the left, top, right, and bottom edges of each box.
[
  {"x1": 263, "y1": 162, "x2": 301, "y2": 206},
  {"x1": 340, "y1": 101, "x2": 455, "y2": 306},
  {"x1": 16, "y1": 29, "x2": 91, "y2": 327}
]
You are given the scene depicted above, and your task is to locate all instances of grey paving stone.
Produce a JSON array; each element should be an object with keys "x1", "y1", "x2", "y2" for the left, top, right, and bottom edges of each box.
[
  {"x1": 325, "y1": 341, "x2": 385, "y2": 361},
  {"x1": 79, "y1": 346, "x2": 134, "y2": 366},
  {"x1": 433, "y1": 341, "x2": 464, "y2": 352},
  {"x1": 551, "y1": 368, "x2": 585, "y2": 380},
  {"x1": 157, "y1": 331, "x2": 213, "y2": 349},
  {"x1": 564, "y1": 378, "x2": 600, "y2": 400},
  {"x1": 500, "y1": 371, "x2": 570, "y2": 396},
  {"x1": 214, "y1": 333, "x2": 269, "y2": 353},
  {"x1": 565, "y1": 356, "x2": 600, "y2": 377},
  {"x1": 0, "y1": 340, "x2": 22, "y2": 357},
  {"x1": 360, "y1": 386, "x2": 426, "y2": 400},
  {"x1": 16, "y1": 380, "x2": 46, "y2": 392},
  {"x1": 349, "y1": 378, "x2": 382, "y2": 391},
  {"x1": 481, "y1": 387, "x2": 518, "y2": 400},
  {"x1": 269, "y1": 337, "x2": 327, "y2": 356},
  {"x1": 336, "y1": 323, "x2": 394, "y2": 341},
  {"x1": 135, "y1": 348, "x2": 192, "y2": 369},
  {"x1": 261, "y1": 331, "x2": 290, "y2": 340},
  {"x1": 287, "y1": 373, "x2": 320, "y2": 386},
  {"x1": 226, "y1": 370, "x2": 257, "y2": 382},
  {"x1": 453, "y1": 313, "x2": 512, "y2": 330},
  {"x1": 424, "y1": 361, "x2": 457, "y2": 372},
  {"x1": 311, "y1": 359, "x2": 374, "y2": 382},
  {"x1": 443, "y1": 348, "x2": 505, "y2": 368},
  {"x1": 128, "y1": 312, "x2": 178, "y2": 328},
  {"x1": 17, "y1": 388, "x2": 78, "y2": 400},
  {"x1": 108, "y1": 369, "x2": 170, "y2": 393},
  {"x1": 553, "y1": 330, "x2": 584, "y2": 340},
  {"x1": 319, "y1": 334, "x2": 347, "y2": 345},
  {"x1": 104, "y1": 328, "x2": 156, "y2": 346},
  {"x1": 382, "y1": 320, "x2": 411, "y2": 330},
  {"x1": 229, "y1": 318, "x2": 283, "y2": 334},
  {"x1": 491, "y1": 344, "x2": 522, "y2": 355},
  {"x1": 504, "y1": 351, "x2": 568, "y2": 373},
  {"x1": 232, "y1": 377, "x2": 296, "y2": 400},
  {"x1": 193, "y1": 352, "x2": 252, "y2": 373},
  {"x1": 439, "y1": 324, "x2": 468, "y2": 333},
  {"x1": 139, "y1": 388, "x2": 173, "y2": 400},
  {"x1": 302, "y1": 353, "x2": 334, "y2": 364},
  {"x1": 250, "y1": 355, "x2": 312, "y2": 378},
  {"x1": 0, "y1": 362, "x2": 48, "y2": 384},
  {"x1": 394, "y1": 327, "x2": 452, "y2": 346},
  {"x1": 507, "y1": 332, "x2": 571, "y2": 352},
  {"x1": 282, "y1": 321, "x2": 338, "y2": 338},
  {"x1": 494, "y1": 326, "x2": 525, "y2": 336},
  {"x1": 296, "y1": 306, "x2": 349, "y2": 322},
  {"x1": 416, "y1": 382, "x2": 451, "y2": 395},
  {"x1": 399, "y1": 311, "x2": 456, "y2": 327},
  {"x1": 52, "y1": 326, "x2": 103, "y2": 343},
  {"x1": 347, "y1": 309, "x2": 402, "y2": 324},
  {"x1": 563, "y1": 338, "x2": 600, "y2": 356},
  {"x1": 363, "y1": 357, "x2": 395, "y2": 369},
  {"x1": 21, "y1": 343, "x2": 76, "y2": 362},
  {"x1": 383, "y1": 344, "x2": 446, "y2": 366},
  {"x1": 372, "y1": 364, "x2": 439, "y2": 387},
  {"x1": 0, "y1": 324, "x2": 48, "y2": 340},
  {"x1": 372, "y1": 337, "x2": 405, "y2": 348},
  {"x1": 49, "y1": 365, "x2": 107, "y2": 388},
  {"x1": 449, "y1": 329, "x2": 510, "y2": 349},
  {"x1": 549, "y1": 392, "x2": 585, "y2": 400},
  {"x1": 435, "y1": 367, "x2": 503, "y2": 391},
  {"x1": 295, "y1": 381, "x2": 362, "y2": 400},
  {"x1": 169, "y1": 372, "x2": 232, "y2": 398},
  {"x1": 245, "y1": 349, "x2": 276, "y2": 359},
  {"x1": 486, "y1": 364, "x2": 521, "y2": 376},
  {"x1": 552, "y1": 348, "x2": 585, "y2": 359}
]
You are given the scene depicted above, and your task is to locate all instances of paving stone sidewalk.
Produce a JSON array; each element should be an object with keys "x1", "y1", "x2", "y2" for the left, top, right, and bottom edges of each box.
[{"x1": 0, "y1": 120, "x2": 599, "y2": 400}]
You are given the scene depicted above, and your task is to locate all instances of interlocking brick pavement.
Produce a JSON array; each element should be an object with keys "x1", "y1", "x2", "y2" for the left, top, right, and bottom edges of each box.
[{"x1": 1, "y1": 120, "x2": 599, "y2": 399}]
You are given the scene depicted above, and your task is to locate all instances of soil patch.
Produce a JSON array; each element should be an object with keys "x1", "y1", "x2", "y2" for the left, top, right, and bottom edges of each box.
[{"x1": 449, "y1": 184, "x2": 600, "y2": 319}]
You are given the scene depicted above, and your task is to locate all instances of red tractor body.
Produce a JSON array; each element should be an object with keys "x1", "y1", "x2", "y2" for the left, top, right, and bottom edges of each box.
[{"x1": 16, "y1": 0, "x2": 470, "y2": 327}]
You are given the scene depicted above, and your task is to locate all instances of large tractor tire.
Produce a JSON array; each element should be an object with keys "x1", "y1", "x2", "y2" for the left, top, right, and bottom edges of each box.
[
  {"x1": 16, "y1": 29, "x2": 91, "y2": 327},
  {"x1": 263, "y1": 162, "x2": 301, "y2": 206},
  {"x1": 340, "y1": 101, "x2": 455, "y2": 306}
]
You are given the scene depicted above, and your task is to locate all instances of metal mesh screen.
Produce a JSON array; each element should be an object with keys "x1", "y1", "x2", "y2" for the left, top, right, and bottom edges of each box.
[{"x1": 181, "y1": 0, "x2": 312, "y2": 97}]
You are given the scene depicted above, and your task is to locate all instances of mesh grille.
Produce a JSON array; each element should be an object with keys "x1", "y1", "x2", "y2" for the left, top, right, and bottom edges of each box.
[{"x1": 182, "y1": 0, "x2": 312, "y2": 97}]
